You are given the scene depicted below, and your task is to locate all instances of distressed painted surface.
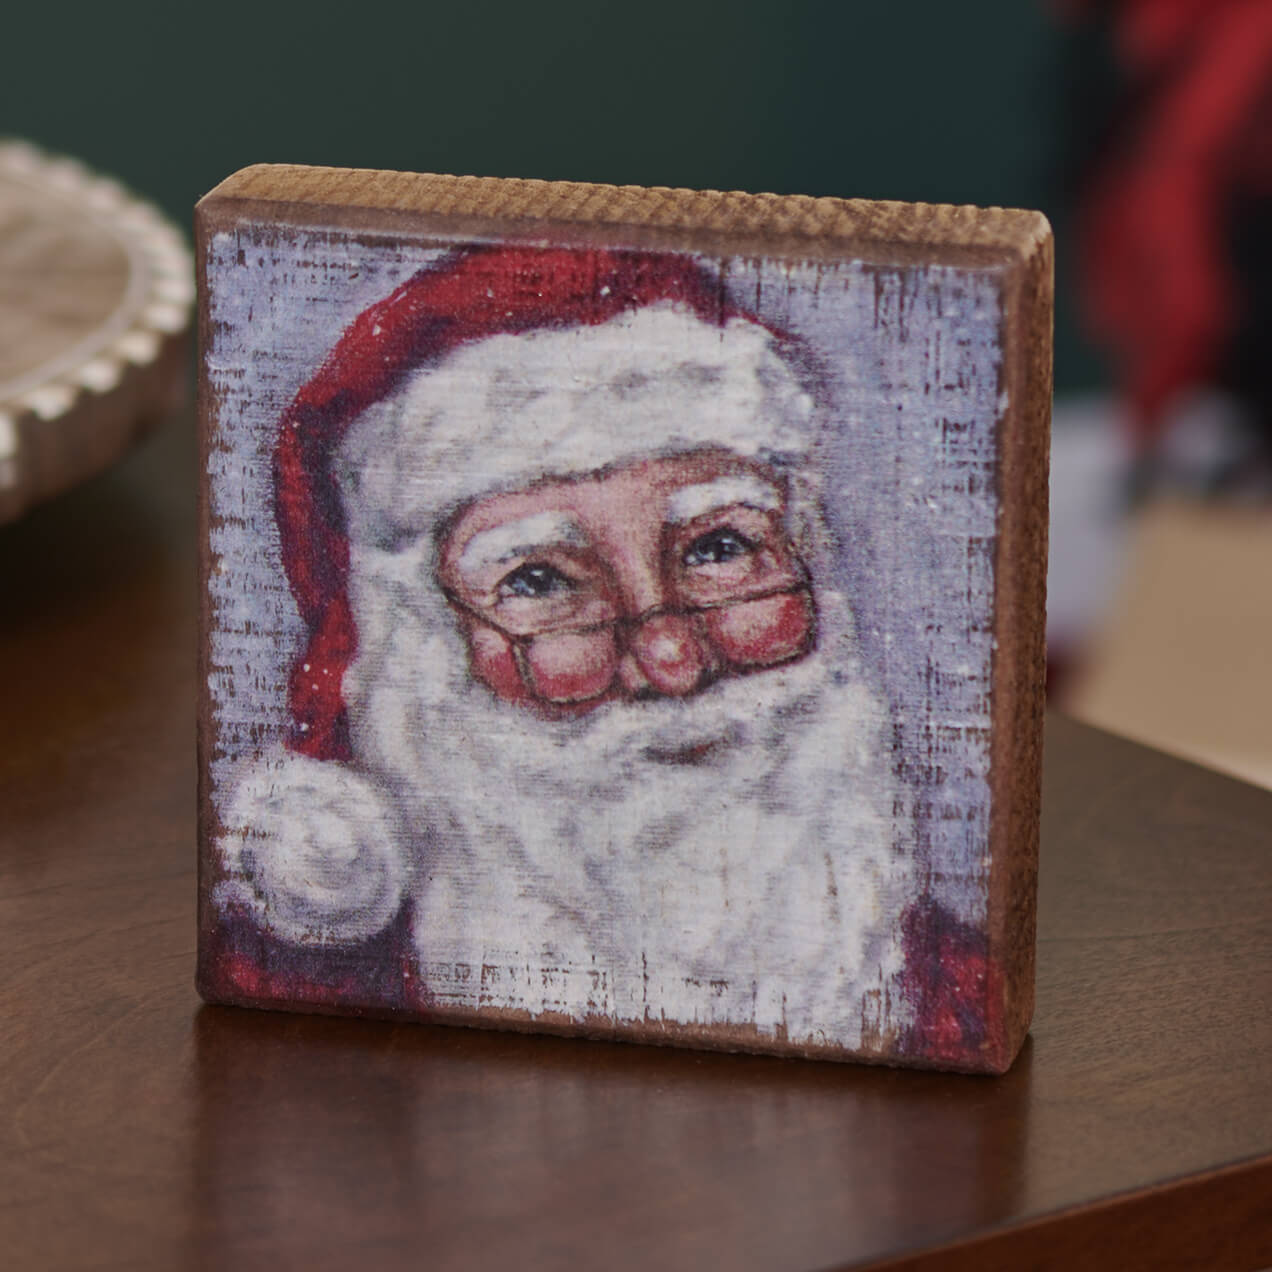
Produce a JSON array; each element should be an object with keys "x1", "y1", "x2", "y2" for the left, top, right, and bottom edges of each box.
[{"x1": 203, "y1": 227, "x2": 1004, "y2": 1060}]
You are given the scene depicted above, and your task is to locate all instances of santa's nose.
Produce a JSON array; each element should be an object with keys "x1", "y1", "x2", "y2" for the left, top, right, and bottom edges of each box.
[{"x1": 620, "y1": 612, "x2": 711, "y2": 697}]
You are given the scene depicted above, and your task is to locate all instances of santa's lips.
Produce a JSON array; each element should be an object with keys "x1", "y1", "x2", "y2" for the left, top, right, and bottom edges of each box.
[{"x1": 641, "y1": 736, "x2": 731, "y2": 765}]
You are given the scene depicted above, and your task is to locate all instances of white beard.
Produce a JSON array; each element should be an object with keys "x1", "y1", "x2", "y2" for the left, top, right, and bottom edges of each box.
[{"x1": 344, "y1": 551, "x2": 917, "y2": 1051}]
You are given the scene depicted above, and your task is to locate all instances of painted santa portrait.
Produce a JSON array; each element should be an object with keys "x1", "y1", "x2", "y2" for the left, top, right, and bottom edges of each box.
[{"x1": 201, "y1": 245, "x2": 998, "y2": 1067}]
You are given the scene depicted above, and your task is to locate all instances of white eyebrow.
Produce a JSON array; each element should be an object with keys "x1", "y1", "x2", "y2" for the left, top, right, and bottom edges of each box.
[
  {"x1": 665, "y1": 475, "x2": 782, "y2": 525},
  {"x1": 456, "y1": 511, "x2": 586, "y2": 576}
]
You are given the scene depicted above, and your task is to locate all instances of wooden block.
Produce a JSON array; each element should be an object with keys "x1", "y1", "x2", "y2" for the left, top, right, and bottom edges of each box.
[{"x1": 196, "y1": 165, "x2": 1051, "y2": 1073}]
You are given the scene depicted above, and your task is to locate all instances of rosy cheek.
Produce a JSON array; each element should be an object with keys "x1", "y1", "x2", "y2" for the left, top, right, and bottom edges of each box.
[
  {"x1": 465, "y1": 625, "x2": 534, "y2": 705},
  {"x1": 523, "y1": 631, "x2": 618, "y2": 704},
  {"x1": 703, "y1": 593, "x2": 813, "y2": 667}
]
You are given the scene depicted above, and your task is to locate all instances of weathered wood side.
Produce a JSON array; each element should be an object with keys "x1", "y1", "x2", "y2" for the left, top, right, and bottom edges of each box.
[
  {"x1": 197, "y1": 163, "x2": 1050, "y2": 270},
  {"x1": 986, "y1": 226, "x2": 1053, "y2": 1071}
]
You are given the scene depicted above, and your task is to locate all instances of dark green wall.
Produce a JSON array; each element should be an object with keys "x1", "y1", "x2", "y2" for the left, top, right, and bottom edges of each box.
[{"x1": 2, "y1": 0, "x2": 1105, "y2": 390}]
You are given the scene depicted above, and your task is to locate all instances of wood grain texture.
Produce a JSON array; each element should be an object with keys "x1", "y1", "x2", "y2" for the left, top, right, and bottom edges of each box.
[
  {"x1": 0, "y1": 141, "x2": 194, "y2": 524},
  {"x1": 985, "y1": 216, "x2": 1053, "y2": 1069},
  {"x1": 0, "y1": 172, "x2": 129, "y2": 382},
  {"x1": 195, "y1": 167, "x2": 1051, "y2": 1071},
  {"x1": 200, "y1": 163, "x2": 1050, "y2": 264},
  {"x1": 1, "y1": 415, "x2": 1270, "y2": 1269}
]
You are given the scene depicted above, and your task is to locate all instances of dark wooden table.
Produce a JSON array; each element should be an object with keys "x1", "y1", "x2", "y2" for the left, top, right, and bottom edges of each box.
[{"x1": 3, "y1": 416, "x2": 1270, "y2": 1272}]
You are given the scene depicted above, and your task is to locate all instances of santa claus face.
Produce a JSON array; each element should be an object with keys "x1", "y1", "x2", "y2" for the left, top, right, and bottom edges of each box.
[
  {"x1": 215, "y1": 296, "x2": 913, "y2": 1048},
  {"x1": 435, "y1": 449, "x2": 816, "y2": 711}
]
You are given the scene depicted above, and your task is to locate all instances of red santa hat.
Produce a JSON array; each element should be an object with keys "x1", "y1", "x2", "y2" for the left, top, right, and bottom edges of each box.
[{"x1": 274, "y1": 244, "x2": 774, "y2": 762}]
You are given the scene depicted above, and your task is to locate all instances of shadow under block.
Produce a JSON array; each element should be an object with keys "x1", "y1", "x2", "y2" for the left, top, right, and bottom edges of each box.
[{"x1": 196, "y1": 165, "x2": 1052, "y2": 1073}]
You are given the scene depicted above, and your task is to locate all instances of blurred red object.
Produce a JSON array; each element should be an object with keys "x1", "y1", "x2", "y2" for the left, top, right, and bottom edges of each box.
[{"x1": 1062, "y1": 0, "x2": 1272, "y2": 447}]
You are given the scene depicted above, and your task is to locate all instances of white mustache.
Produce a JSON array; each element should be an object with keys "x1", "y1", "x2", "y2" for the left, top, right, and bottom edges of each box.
[{"x1": 535, "y1": 655, "x2": 826, "y2": 765}]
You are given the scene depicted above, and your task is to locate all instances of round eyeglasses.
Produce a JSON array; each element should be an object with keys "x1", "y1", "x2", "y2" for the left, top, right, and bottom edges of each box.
[{"x1": 441, "y1": 573, "x2": 817, "y2": 706}]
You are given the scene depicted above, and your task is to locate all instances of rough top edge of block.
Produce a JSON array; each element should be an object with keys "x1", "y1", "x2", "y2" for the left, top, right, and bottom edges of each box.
[{"x1": 196, "y1": 164, "x2": 1052, "y2": 265}]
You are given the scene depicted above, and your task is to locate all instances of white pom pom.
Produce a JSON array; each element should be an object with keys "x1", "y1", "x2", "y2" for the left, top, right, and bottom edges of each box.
[{"x1": 213, "y1": 750, "x2": 407, "y2": 945}]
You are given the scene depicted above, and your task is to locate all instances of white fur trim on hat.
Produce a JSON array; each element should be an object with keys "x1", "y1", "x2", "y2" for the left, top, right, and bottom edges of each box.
[{"x1": 335, "y1": 303, "x2": 817, "y2": 548}]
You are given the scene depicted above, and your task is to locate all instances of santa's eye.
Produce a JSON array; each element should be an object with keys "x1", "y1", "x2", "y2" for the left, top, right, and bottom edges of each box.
[
  {"x1": 682, "y1": 527, "x2": 755, "y2": 567},
  {"x1": 498, "y1": 562, "x2": 575, "y2": 599}
]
